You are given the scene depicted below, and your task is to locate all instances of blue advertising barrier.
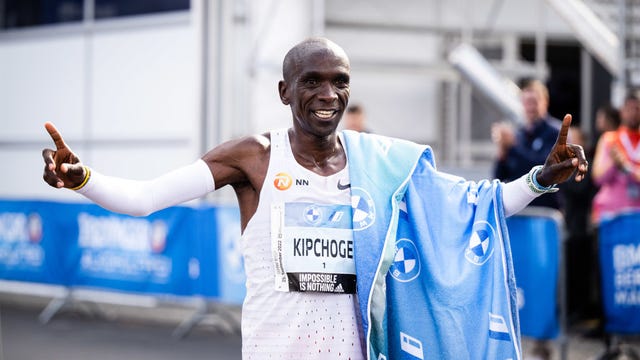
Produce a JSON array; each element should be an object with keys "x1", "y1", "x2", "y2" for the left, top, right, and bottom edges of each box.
[
  {"x1": 70, "y1": 204, "x2": 206, "y2": 296},
  {"x1": 212, "y1": 206, "x2": 246, "y2": 305},
  {"x1": 0, "y1": 199, "x2": 245, "y2": 305},
  {"x1": 599, "y1": 211, "x2": 640, "y2": 334},
  {"x1": 189, "y1": 205, "x2": 246, "y2": 303},
  {"x1": 0, "y1": 200, "x2": 75, "y2": 285},
  {"x1": 507, "y1": 207, "x2": 565, "y2": 341}
]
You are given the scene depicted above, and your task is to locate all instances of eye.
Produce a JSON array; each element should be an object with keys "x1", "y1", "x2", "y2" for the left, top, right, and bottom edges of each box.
[
  {"x1": 305, "y1": 78, "x2": 318, "y2": 86},
  {"x1": 335, "y1": 79, "x2": 349, "y2": 89},
  {"x1": 334, "y1": 76, "x2": 349, "y2": 89}
]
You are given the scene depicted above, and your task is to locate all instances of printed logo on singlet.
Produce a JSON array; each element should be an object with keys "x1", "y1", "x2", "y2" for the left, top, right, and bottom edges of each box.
[
  {"x1": 303, "y1": 205, "x2": 323, "y2": 225},
  {"x1": 464, "y1": 221, "x2": 495, "y2": 265},
  {"x1": 273, "y1": 172, "x2": 293, "y2": 191},
  {"x1": 351, "y1": 187, "x2": 375, "y2": 231},
  {"x1": 273, "y1": 172, "x2": 310, "y2": 190},
  {"x1": 337, "y1": 179, "x2": 351, "y2": 190},
  {"x1": 389, "y1": 238, "x2": 421, "y2": 282}
]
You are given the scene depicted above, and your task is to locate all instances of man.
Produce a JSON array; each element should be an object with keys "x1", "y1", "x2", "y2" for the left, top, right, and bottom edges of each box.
[
  {"x1": 492, "y1": 79, "x2": 564, "y2": 209},
  {"x1": 343, "y1": 103, "x2": 371, "y2": 132},
  {"x1": 43, "y1": 37, "x2": 587, "y2": 359}
]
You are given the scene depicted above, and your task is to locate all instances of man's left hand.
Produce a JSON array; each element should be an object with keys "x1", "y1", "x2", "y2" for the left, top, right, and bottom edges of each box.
[{"x1": 537, "y1": 114, "x2": 589, "y2": 186}]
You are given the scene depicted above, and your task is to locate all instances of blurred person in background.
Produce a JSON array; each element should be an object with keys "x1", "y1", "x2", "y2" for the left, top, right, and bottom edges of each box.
[
  {"x1": 594, "y1": 103, "x2": 621, "y2": 141},
  {"x1": 587, "y1": 89, "x2": 640, "y2": 342},
  {"x1": 41, "y1": 37, "x2": 588, "y2": 360},
  {"x1": 342, "y1": 103, "x2": 372, "y2": 133},
  {"x1": 592, "y1": 90, "x2": 640, "y2": 224},
  {"x1": 492, "y1": 79, "x2": 564, "y2": 210},
  {"x1": 589, "y1": 90, "x2": 640, "y2": 347},
  {"x1": 561, "y1": 126, "x2": 599, "y2": 330}
]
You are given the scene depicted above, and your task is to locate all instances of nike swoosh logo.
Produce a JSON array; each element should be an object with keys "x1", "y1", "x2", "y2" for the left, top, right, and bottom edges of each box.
[{"x1": 337, "y1": 179, "x2": 351, "y2": 190}]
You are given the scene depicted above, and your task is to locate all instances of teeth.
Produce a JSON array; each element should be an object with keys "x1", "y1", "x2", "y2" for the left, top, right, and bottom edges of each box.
[{"x1": 315, "y1": 110, "x2": 335, "y2": 119}]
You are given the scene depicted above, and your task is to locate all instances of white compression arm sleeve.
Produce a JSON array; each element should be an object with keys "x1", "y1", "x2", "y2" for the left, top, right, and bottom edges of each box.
[
  {"x1": 75, "y1": 159, "x2": 215, "y2": 217},
  {"x1": 502, "y1": 174, "x2": 540, "y2": 217}
]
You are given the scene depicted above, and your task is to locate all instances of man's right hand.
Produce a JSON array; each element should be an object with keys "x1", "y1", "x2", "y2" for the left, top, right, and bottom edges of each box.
[{"x1": 42, "y1": 122, "x2": 86, "y2": 189}]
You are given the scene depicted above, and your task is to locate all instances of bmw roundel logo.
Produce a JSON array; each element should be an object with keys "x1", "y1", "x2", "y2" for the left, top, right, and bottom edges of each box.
[
  {"x1": 303, "y1": 205, "x2": 323, "y2": 225},
  {"x1": 389, "y1": 238, "x2": 420, "y2": 282},
  {"x1": 350, "y1": 187, "x2": 375, "y2": 231},
  {"x1": 464, "y1": 221, "x2": 495, "y2": 265}
]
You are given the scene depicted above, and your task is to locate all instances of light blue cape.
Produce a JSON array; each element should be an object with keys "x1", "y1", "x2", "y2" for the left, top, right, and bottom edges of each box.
[{"x1": 343, "y1": 130, "x2": 521, "y2": 360}]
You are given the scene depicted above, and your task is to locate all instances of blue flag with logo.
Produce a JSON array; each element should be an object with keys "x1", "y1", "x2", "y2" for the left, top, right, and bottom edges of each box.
[
  {"x1": 599, "y1": 211, "x2": 640, "y2": 334},
  {"x1": 343, "y1": 131, "x2": 521, "y2": 360}
]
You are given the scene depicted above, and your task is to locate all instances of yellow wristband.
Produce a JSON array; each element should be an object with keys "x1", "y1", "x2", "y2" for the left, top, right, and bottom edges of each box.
[{"x1": 69, "y1": 166, "x2": 91, "y2": 191}]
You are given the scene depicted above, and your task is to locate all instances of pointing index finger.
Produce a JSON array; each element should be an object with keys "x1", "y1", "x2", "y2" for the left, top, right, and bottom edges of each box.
[
  {"x1": 556, "y1": 114, "x2": 572, "y2": 146},
  {"x1": 44, "y1": 122, "x2": 67, "y2": 150}
]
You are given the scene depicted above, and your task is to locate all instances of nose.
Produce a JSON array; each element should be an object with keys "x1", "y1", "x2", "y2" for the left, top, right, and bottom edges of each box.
[{"x1": 317, "y1": 82, "x2": 338, "y2": 101}]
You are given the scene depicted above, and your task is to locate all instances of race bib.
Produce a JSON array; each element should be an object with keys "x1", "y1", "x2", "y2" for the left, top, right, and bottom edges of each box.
[{"x1": 271, "y1": 202, "x2": 356, "y2": 294}]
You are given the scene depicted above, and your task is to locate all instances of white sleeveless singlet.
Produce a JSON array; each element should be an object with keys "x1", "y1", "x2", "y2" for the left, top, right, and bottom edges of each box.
[{"x1": 240, "y1": 129, "x2": 365, "y2": 359}]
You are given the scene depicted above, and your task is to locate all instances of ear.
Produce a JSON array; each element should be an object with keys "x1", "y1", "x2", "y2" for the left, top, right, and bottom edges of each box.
[{"x1": 278, "y1": 80, "x2": 289, "y2": 105}]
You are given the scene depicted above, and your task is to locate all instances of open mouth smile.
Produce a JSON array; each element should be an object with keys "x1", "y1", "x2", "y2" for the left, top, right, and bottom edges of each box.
[{"x1": 313, "y1": 109, "x2": 338, "y2": 119}]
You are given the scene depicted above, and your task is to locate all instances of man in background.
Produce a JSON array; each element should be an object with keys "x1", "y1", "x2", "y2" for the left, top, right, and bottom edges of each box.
[
  {"x1": 342, "y1": 103, "x2": 371, "y2": 132},
  {"x1": 492, "y1": 79, "x2": 563, "y2": 210}
]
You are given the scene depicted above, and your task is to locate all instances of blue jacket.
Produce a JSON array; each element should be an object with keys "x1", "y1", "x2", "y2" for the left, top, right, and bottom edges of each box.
[{"x1": 343, "y1": 130, "x2": 521, "y2": 360}]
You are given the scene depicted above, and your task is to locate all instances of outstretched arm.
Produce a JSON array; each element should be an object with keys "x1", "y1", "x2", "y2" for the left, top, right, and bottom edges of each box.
[{"x1": 42, "y1": 122, "x2": 215, "y2": 216}]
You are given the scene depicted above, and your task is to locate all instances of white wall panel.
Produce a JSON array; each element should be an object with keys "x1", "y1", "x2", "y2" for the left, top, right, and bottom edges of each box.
[
  {"x1": 0, "y1": 36, "x2": 86, "y2": 141},
  {"x1": 91, "y1": 25, "x2": 199, "y2": 140}
]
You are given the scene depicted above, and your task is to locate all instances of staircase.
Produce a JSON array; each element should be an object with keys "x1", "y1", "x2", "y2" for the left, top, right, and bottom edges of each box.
[{"x1": 580, "y1": 0, "x2": 640, "y2": 86}]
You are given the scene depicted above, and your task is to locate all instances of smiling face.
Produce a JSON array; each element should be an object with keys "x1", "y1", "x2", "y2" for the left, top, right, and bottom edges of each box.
[
  {"x1": 521, "y1": 84, "x2": 548, "y2": 126},
  {"x1": 522, "y1": 89, "x2": 543, "y2": 124},
  {"x1": 279, "y1": 38, "x2": 351, "y2": 137}
]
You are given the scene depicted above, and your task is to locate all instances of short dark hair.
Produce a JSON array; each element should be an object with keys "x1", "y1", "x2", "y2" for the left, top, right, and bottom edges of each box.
[
  {"x1": 599, "y1": 103, "x2": 621, "y2": 128},
  {"x1": 347, "y1": 104, "x2": 363, "y2": 114},
  {"x1": 625, "y1": 88, "x2": 640, "y2": 102}
]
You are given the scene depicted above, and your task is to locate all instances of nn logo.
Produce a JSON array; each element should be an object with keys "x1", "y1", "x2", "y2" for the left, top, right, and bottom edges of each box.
[{"x1": 274, "y1": 172, "x2": 293, "y2": 191}]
